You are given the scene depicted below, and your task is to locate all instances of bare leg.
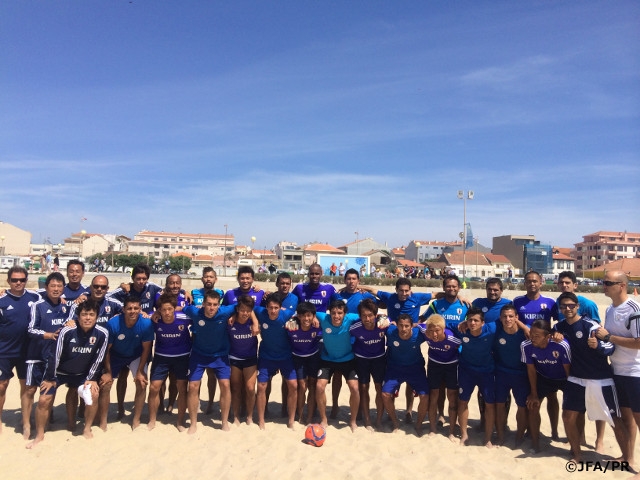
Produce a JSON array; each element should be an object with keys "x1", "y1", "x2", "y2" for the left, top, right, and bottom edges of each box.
[
  {"x1": 563, "y1": 410, "x2": 582, "y2": 461},
  {"x1": 359, "y1": 382, "x2": 372, "y2": 429},
  {"x1": 176, "y1": 380, "x2": 188, "y2": 431},
  {"x1": 0, "y1": 379, "x2": 8, "y2": 433},
  {"x1": 147, "y1": 379, "x2": 162, "y2": 430},
  {"x1": 346, "y1": 379, "x2": 360, "y2": 432},
  {"x1": 167, "y1": 372, "x2": 178, "y2": 413},
  {"x1": 26, "y1": 393, "x2": 54, "y2": 449},
  {"x1": 528, "y1": 402, "x2": 542, "y2": 452},
  {"x1": 315, "y1": 379, "x2": 329, "y2": 428},
  {"x1": 415, "y1": 393, "x2": 429, "y2": 436},
  {"x1": 405, "y1": 385, "x2": 414, "y2": 423},
  {"x1": 65, "y1": 387, "x2": 79, "y2": 432},
  {"x1": 256, "y1": 381, "x2": 268, "y2": 430},
  {"x1": 595, "y1": 420, "x2": 606, "y2": 453},
  {"x1": 286, "y1": 379, "x2": 297, "y2": 429},
  {"x1": 428, "y1": 388, "x2": 439, "y2": 434},
  {"x1": 446, "y1": 389, "x2": 458, "y2": 440},
  {"x1": 98, "y1": 383, "x2": 111, "y2": 431},
  {"x1": 382, "y1": 392, "x2": 399, "y2": 432},
  {"x1": 458, "y1": 399, "x2": 470, "y2": 445},
  {"x1": 374, "y1": 383, "x2": 384, "y2": 429},
  {"x1": 496, "y1": 402, "x2": 507, "y2": 445},
  {"x1": 218, "y1": 379, "x2": 231, "y2": 431},
  {"x1": 330, "y1": 372, "x2": 342, "y2": 419},
  {"x1": 547, "y1": 392, "x2": 560, "y2": 440},
  {"x1": 306, "y1": 378, "x2": 317, "y2": 424},
  {"x1": 131, "y1": 378, "x2": 147, "y2": 430},
  {"x1": 23, "y1": 385, "x2": 37, "y2": 439},
  {"x1": 484, "y1": 403, "x2": 496, "y2": 447},
  {"x1": 296, "y1": 378, "x2": 308, "y2": 424},
  {"x1": 205, "y1": 368, "x2": 217, "y2": 415},
  {"x1": 230, "y1": 367, "x2": 243, "y2": 426},
  {"x1": 82, "y1": 389, "x2": 100, "y2": 439},
  {"x1": 116, "y1": 367, "x2": 128, "y2": 420},
  {"x1": 187, "y1": 380, "x2": 201, "y2": 434},
  {"x1": 243, "y1": 367, "x2": 257, "y2": 426},
  {"x1": 515, "y1": 406, "x2": 528, "y2": 445}
]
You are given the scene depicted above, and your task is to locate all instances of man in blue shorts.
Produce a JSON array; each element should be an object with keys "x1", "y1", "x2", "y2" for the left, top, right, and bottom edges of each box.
[
  {"x1": 555, "y1": 291, "x2": 629, "y2": 462},
  {"x1": 0, "y1": 266, "x2": 40, "y2": 437},
  {"x1": 381, "y1": 314, "x2": 429, "y2": 436},
  {"x1": 27, "y1": 299, "x2": 108, "y2": 448},
  {"x1": 148, "y1": 293, "x2": 192, "y2": 431},
  {"x1": 493, "y1": 304, "x2": 530, "y2": 446},
  {"x1": 183, "y1": 291, "x2": 241, "y2": 434},
  {"x1": 315, "y1": 300, "x2": 360, "y2": 431},
  {"x1": 423, "y1": 313, "x2": 461, "y2": 439},
  {"x1": 349, "y1": 298, "x2": 388, "y2": 430},
  {"x1": 255, "y1": 294, "x2": 297, "y2": 430},
  {"x1": 99, "y1": 296, "x2": 154, "y2": 430},
  {"x1": 25, "y1": 272, "x2": 71, "y2": 441},
  {"x1": 521, "y1": 319, "x2": 571, "y2": 452}
]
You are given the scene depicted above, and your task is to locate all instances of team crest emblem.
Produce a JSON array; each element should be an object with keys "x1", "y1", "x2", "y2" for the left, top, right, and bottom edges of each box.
[
  {"x1": 178, "y1": 325, "x2": 184, "y2": 331},
  {"x1": 325, "y1": 328, "x2": 331, "y2": 334},
  {"x1": 393, "y1": 341, "x2": 399, "y2": 347},
  {"x1": 105, "y1": 306, "x2": 111, "y2": 313},
  {"x1": 118, "y1": 334, "x2": 125, "y2": 340},
  {"x1": 499, "y1": 338, "x2": 507, "y2": 345},
  {"x1": 321, "y1": 291, "x2": 326, "y2": 297},
  {"x1": 575, "y1": 331, "x2": 583, "y2": 339},
  {"x1": 263, "y1": 323, "x2": 269, "y2": 329},
  {"x1": 482, "y1": 307, "x2": 488, "y2": 313},
  {"x1": 541, "y1": 304, "x2": 547, "y2": 310},
  {"x1": 311, "y1": 332, "x2": 316, "y2": 338},
  {"x1": 89, "y1": 336, "x2": 96, "y2": 345},
  {"x1": 395, "y1": 303, "x2": 401, "y2": 309},
  {"x1": 552, "y1": 351, "x2": 559, "y2": 358},
  {"x1": 62, "y1": 307, "x2": 67, "y2": 313},
  {"x1": 463, "y1": 337, "x2": 470, "y2": 343},
  {"x1": 379, "y1": 332, "x2": 385, "y2": 338},
  {"x1": 146, "y1": 292, "x2": 151, "y2": 299},
  {"x1": 444, "y1": 345, "x2": 450, "y2": 350},
  {"x1": 198, "y1": 320, "x2": 205, "y2": 326},
  {"x1": 457, "y1": 308, "x2": 462, "y2": 315}
]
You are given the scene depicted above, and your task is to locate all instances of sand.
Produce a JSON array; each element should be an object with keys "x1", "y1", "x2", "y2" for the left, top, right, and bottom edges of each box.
[{"x1": 2, "y1": 275, "x2": 638, "y2": 479}]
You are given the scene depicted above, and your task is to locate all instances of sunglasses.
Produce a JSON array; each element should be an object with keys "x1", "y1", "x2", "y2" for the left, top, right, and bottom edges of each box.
[
  {"x1": 9, "y1": 278, "x2": 27, "y2": 283},
  {"x1": 91, "y1": 285, "x2": 109, "y2": 290},
  {"x1": 560, "y1": 303, "x2": 578, "y2": 310},
  {"x1": 603, "y1": 281, "x2": 622, "y2": 287}
]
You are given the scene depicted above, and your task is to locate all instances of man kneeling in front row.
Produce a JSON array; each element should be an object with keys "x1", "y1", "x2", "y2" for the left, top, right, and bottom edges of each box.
[{"x1": 27, "y1": 299, "x2": 108, "y2": 448}]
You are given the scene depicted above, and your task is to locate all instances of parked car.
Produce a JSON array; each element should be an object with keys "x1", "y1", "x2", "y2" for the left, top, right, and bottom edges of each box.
[{"x1": 469, "y1": 277, "x2": 484, "y2": 283}]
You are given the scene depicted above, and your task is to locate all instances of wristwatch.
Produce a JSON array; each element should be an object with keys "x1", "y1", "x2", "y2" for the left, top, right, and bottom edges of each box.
[{"x1": 603, "y1": 334, "x2": 611, "y2": 342}]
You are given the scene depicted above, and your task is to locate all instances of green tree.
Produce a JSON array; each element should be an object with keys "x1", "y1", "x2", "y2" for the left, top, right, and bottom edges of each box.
[{"x1": 169, "y1": 256, "x2": 191, "y2": 273}]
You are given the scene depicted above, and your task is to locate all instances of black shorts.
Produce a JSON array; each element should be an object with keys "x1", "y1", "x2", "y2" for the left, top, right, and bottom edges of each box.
[
  {"x1": 354, "y1": 355, "x2": 386, "y2": 385},
  {"x1": 293, "y1": 352, "x2": 321, "y2": 380},
  {"x1": 317, "y1": 359, "x2": 358, "y2": 381},
  {"x1": 230, "y1": 357, "x2": 258, "y2": 370},
  {"x1": 427, "y1": 361, "x2": 458, "y2": 391},
  {"x1": 536, "y1": 374, "x2": 566, "y2": 400}
]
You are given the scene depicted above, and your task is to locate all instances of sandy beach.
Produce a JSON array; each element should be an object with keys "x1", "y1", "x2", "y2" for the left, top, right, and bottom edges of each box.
[{"x1": 2, "y1": 275, "x2": 638, "y2": 479}]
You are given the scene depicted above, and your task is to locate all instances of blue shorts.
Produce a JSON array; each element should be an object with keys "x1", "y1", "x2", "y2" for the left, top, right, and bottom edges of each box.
[
  {"x1": 427, "y1": 361, "x2": 458, "y2": 391},
  {"x1": 354, "y1": 355, "x2": 386, "y2": 385},
  {"x1": 257, "y1": 358, "x2": 296, "y2": 383},
  {"x1": 151, "y1": 354, "x2": 190, "y2": 381},
  {"x1": 317, "y1": 359, "x2": 358, "y2": 382},
  {"x1": 458, "y1": 365, "x2": 495, "y2": 403},
  {"x1": 43, "y1": 374, "x2": 86, "y2": 396},
  {"x1": 110, "y1": 354, "x2": 148, "y2": 380},
  {"x1": 0, "y1": 357, "x2": 27, "y2": 381},
  {"x1": 495, "y1": 370, "x2": 530, "y2": 407},
  {"x1": 563, "y1": 379, "x2": 620, "y2": 416},
  {"x1": 292, "y1": 352, "x2": 321, "y2": 380},
  {"x1": 614, "y1": 375, "x2": 640, "y2": 413},
  {"x1": 26, "y1": 362, "x2": 47, "y2": 387},
  {"x1": 536, "y1": 374, "x2": 566, "y2": 400},
  {"x1": 188, "y1": 352, "x2": 230, "y2": 382},
  {"x1": 382, "y1": 363, "x2": 429, "y2": 396},
  {"x1": 230, "y1": 357, "x2": 258, "y2": 370}
]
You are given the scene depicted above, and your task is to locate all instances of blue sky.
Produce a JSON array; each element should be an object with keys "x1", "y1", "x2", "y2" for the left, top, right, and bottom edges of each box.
[{"x1": 1, "y1": 1, "x2": 639, "y2": 250}]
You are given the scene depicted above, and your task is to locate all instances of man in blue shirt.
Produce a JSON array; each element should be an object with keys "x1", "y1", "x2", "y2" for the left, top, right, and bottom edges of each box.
[
  {"x1": 331, "y1": 268, "x2": 377, "y2": 314},
  {"x1": 0, "y1": 266, "x2": 40, "y2": 438},
  {"x1": 183, "y1": 291, "x2": 242, "y2": 434},
  {"x1": 471, "y1": 278, "x2": 511, "y2": 324},
  {"x1": 551, "y1": 271, "x2": 601, "y2": 322},
  {"x1": 27, "y1": 299, "x2": 108, "y2": 449},
  {"x1": 99, "y1": 296, "x2": 154, "y2": 431}
]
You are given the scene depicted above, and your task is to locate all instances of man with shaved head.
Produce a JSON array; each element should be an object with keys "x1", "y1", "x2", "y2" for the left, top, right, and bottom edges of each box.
[{"x1": 596, "y1": 270, "x2": 640, "y2": 467}]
